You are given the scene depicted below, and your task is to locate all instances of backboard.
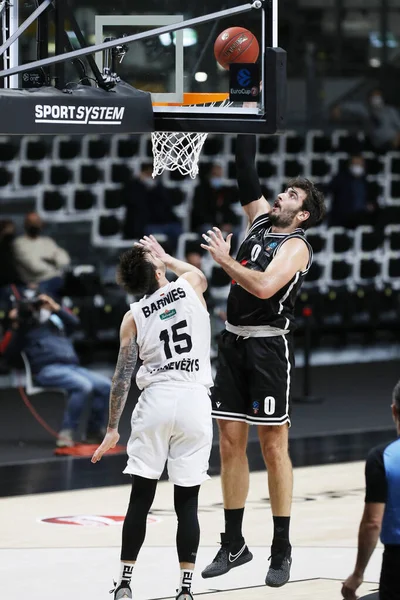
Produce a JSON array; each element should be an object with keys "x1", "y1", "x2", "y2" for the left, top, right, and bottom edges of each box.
[{"x1": 0, "y1": 0, "x2": 286, "y2": 135}]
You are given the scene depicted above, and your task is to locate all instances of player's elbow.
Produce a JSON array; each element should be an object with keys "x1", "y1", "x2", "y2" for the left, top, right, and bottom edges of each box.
[
  {"x1": 360, "y1": 518, "x2": 382, "y2": 533},
  {"x1": 199, "y1": 272, "x2": 208, "y2": 292},
  {"x1": 254, "y1": 284, "x2": 273, "y2": 300}
]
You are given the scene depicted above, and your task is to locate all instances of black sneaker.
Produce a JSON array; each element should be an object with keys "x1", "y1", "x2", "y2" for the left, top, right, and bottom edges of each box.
[
  {"x1": 201, "y1": 533, "x2": 253, "y2": 578},
  {"x1": 176, "y1": 588, "x2": 194, "y2": 600},
  {"x1": 265, "y1": 545, "x2": 292, "y2": 587}
]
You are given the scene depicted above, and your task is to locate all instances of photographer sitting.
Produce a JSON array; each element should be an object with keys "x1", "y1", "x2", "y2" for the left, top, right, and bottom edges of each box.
[{"x1": 3, "y1": 294, "x2": 111, "y2": 448}]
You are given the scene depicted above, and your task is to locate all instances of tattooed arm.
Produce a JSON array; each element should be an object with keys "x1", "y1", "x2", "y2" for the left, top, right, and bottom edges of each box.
[{"x1": 91, "y1": 311, "x2": 138, "y2": 463}]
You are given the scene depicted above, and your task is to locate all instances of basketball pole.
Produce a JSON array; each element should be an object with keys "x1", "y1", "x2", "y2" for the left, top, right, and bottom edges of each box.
[{"x1": 0, "y1": 1, "x2": 263, "y2": 80}]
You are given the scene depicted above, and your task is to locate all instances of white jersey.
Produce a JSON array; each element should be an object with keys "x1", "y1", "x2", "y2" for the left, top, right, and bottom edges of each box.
[{"x1": 130, "y1": 276, "x2": 213, "y2": 390}]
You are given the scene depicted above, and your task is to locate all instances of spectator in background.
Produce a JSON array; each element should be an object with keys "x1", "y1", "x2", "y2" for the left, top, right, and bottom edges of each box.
[
  {"x1": 191, "y1": 162, "x2": 240, "y2": 235},
  {"x1": 332, "y1": 89, "x2": 400, "y2": 152},
  {"x1": 328, "y1": 155, "x2": 379, "y2": 228},
  {"x1": 123, "y1": 162, "x2": 182, "y2": 252},
  {"x1": 0, "y1": 220, "x2": 22, "y2": 296},
  {"x1": 342, "y1": 380, "x2": 400, "y2": 600},
  {"x1": 13, "y1": 212, "x2": 70, "y2": 297},
  {"x1": 3, "y1": 293, "x2": 111, "y2": 448}
]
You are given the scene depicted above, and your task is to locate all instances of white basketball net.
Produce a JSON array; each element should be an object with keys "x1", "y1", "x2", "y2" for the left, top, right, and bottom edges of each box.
[{"x1": 151, "y1": 99, "x2": 232, "y2": 179}]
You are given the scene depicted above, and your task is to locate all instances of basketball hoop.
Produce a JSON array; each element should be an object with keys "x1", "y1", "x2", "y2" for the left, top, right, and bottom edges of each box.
[{"x1": 151, "y1": 93, "x2": 232, "y2": 179}]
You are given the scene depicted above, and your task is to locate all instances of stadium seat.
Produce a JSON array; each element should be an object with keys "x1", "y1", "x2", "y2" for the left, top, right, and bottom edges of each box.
[
  {"x1": 347, "y1": 285, "x2": 377, "y2": 329},
  {"x1": 328, "y1": 258, "x2": 354, "y2": 286},
  {"x1": 53, "y1": 136, "x2": 81, "y2": 160},
  {"x1": 308, "y1": 131, "x2": 332, "y2": 154},
  {"x1": 285, "y1": 132, "x2": 305, "y2": 154},
  {"x1": 332, "y1": 131, "x2": 362, "y2": 154},
  {"x1": 37, "y1": 187, "x2": 69, "y2": 222},
  {"x1": 111, "y1": 163, "x2": 133, "y2": 184},
  {"x1": 256, "y1": 159, "x2": 277, "y2": 178},
  {"x1": 18, "y1": 164, "x2": 43, "y2": 187},
  {"x1": 384, "y1": 225, "x2": 400, "y2": 252},
  {"x1": 283, "y1": 159, "x2": 304, "y2": 178},
  {"x1": 303, "y1": 261, "x2": 326, "y2": 287},
  {"x1": 258, "y1": 136, "x2": 280, "y2": 155},
  {"x1": 310, "y1": 158, "x2": 332, "y2": 177},
  {"x1": 318, "y1": 286, "x2": 348, "y2": 329},
  {"x1": 306, "y1": 228, "x2": 326, "y2": 254},
  {"x1": 21, "y1": 352, "x2": 65, "y2": 396},
  {"x1": 203, "y1": 135, "x2": 224, "y2": 156},
  {"x1": 0, "y1": 166, "x2": 13, "y2": 187},
  {"x1": 0, "y1": 136, "x2": 18, "y2": 161},
  {"x1": 101, "y1": 186, "x2": 125, "y2": 210},
  {"x1": 381, "y1": 205, "x2": 400, "y2": 226},
  {"x1": 329, "y1": 228, "x2": 354, "y2": 254},
  {"x1": 21, "y1": 136, "x2": 48, "y2": 161},
  {"x1": 389, "y1": 154, "x2": 400, "y2": 175},
  {"x1": 111, "y1": 134, "x2": 140, "y2": 159},
  {"x1": 80, "y1": 164, "x2": 104, "y2": 185},
  {"x1": 354, "y1": 226, "x2": 381, "y2": 254},
  {"x1": 49, "y1": 164, "x2": 74, "y2": 186},
  {"x1": 72, "y1": 188, "x2": 98, "y2": 213},
  {"x1": 382, "y1": 253, "x2": 400, "y2": 287},
  {"x1": 354, "y1": 256, "x2": 382, "y2": 286},
  {"x1": 365, "y1": 156, "x2": 384, "y2": 176},
  {"x1": 82, "y1": 136, "x2": 109, "y2": 160},
  {"x1": 389, "y1": 180, "x2": 400, "y2": 199}
]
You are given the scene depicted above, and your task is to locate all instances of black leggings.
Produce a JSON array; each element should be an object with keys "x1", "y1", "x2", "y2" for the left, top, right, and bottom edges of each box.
[{"x1": 121, "y1": 475, "x2": 201, "y2": 564}]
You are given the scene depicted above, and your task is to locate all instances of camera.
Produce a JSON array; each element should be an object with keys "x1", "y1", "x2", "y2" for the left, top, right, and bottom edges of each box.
[{"x1": 17, "y1": 297, "x2": 44, "y2": 321}]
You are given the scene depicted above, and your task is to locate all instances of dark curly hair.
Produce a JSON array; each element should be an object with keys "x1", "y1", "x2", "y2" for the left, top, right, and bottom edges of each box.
[
  {"x1": 117, "y1": 246, "x2": 159, "y2": 296},
  {"x1": 286, "y1": 177, "x2": 326, "y2": 230}
]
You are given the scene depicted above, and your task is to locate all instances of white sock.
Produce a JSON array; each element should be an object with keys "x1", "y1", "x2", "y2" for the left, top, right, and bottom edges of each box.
[
  {"x1": 118, "y1": 562, "x2": 134, "y2": 587},
  {"x1": 179, "y1": 569, "x2": 194, "y2": 592}
]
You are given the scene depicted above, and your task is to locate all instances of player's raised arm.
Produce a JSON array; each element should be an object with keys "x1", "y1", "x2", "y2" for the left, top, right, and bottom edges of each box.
[
  {"x1": 236, "y1": 134, "x2": 271, "y2": 225},
  {"x1": 202, "y1": 229, "x2": 309, "y2": 299},
  {"x1": 139, "y1": 235, "x2": 207, "y2": 294},
  {"x1": 91, "y1": 311, "x2": 138, "y2": 463}
]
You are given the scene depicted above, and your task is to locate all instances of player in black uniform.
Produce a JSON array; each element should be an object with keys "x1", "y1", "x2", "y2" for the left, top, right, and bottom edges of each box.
[
  {"x1": 200, "y1": 134, "x2": 326, "y2": 587},
  {"x1": 342, "y1": 380, "x2": 400, "y2": 600}
]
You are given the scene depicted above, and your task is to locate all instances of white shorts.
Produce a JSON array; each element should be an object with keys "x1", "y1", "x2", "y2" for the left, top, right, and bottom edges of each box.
[{"x1": 123, "y1": 382, "x2": 213, "y2": 487}]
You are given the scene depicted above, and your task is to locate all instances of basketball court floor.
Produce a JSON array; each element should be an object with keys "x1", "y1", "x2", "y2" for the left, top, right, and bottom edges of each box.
[{"x1": 0, "y1": 461, "x2": 381, "y2": 600}]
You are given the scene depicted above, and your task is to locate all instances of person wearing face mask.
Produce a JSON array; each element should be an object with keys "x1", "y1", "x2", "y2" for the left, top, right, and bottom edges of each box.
[
  {"x1": 2, "y1": 293, "x2": 111, "y2": 448},
  {"x1": 13, "y1": 212, "x2": 71, "y2": 297},
  {"x1": 122, "y1": 163, "x2": 182, "y2": 251},
  {"x1": 328, "y1": 155, "x2": 379, "y2": 229},
  {"x1": 191, "y1": 163, "x2": 240, "y2": 236},
  {"x1": 332, "y1": 89, "x2": 400, "y2": 152}
]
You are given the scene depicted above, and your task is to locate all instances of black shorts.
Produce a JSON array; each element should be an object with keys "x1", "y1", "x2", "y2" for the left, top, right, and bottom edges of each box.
[
  {"x1": 380, "y1": 546, "x2": 400, "y2": 600},
  {"x1": 211, "y1": 330, "x2": 294, "y2": 425}
]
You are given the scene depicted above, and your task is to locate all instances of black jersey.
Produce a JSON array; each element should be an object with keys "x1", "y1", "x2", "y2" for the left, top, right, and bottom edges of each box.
[{"x1": 227, "y1": 213, "x2": 312, "y2": 330}]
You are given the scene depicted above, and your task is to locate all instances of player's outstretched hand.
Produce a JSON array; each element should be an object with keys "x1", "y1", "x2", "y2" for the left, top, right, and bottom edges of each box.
[
  {"x1": 91, "y1": 429, "x2": 120, "y2": 463},
  {"x1": 138, "y1": 235, "x2": 170, "y2": 263},
  {"x1": 201, "y1": 227, "x2": 233, "y2": 265},
  {"x1": 341, "y1": 573, "x2": 363, "y2": 600}
]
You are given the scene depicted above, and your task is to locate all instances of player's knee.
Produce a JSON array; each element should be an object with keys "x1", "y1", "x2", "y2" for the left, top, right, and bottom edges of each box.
[
  {"x1": 174, "y1": 485, "x2": 200, "y2": 520},
  {"x1": 220, "y1": 432, "x2": 247, "y2": 459},
  {"x1": 261, "y1": 438, "x2": 290, "y2": 469},
  {"x1": 75, "y1": 378, "x2": 93, "y2": 396}
]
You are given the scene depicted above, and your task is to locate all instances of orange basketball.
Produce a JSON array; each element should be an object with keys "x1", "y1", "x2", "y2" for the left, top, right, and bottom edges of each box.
[{"x1": 214, "y1": 27, "x2": 259, "y2": 70}]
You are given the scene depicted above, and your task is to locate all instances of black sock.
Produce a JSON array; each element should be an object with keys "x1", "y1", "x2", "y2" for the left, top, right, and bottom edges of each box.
[
  {"x1": 272, "y1": 516, "x2": 291, "y2": 549},
  {"x1": 224, "y1": 508, "x2": 244, "y2": 541}
]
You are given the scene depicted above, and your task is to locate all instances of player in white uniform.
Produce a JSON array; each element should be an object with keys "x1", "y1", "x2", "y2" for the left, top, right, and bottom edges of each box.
[{"x1": 92, "y1": 236, "x2": 213, "y2": 600}]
